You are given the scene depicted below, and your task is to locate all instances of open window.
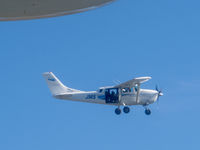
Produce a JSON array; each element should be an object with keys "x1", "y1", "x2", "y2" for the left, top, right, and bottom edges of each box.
[{"x1": 105, "y1": 88, "x2": 119, "y2": 103}]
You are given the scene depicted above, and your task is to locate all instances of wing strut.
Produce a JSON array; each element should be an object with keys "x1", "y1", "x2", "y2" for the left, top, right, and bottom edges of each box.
[
  {"x1": 118, "y1": 88, "x2": 122, "y2": 105},
  {"x1": 136, "y1": 83, "x2": 140, "y2": 104}
]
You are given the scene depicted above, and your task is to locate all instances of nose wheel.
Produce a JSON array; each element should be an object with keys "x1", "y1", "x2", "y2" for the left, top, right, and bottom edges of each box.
[
  {"x1": 143, "y1": 104, "x2": 151, "y2": 115},
  {"x1": 145, "y1": 109, "x2": 151, "y2": 115}
]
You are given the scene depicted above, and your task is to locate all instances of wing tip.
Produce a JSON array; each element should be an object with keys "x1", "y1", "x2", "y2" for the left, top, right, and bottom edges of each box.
[{"x1": 135, "y1": 76, "x2": 152, "y2": 80}]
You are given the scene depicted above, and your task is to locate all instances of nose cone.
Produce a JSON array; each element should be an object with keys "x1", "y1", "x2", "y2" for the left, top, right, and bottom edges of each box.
[{"x1": 159, "y1": 92, "x2": 164, "y2": 96}]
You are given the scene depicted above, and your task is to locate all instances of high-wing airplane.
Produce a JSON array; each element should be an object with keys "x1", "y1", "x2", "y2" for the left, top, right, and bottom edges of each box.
[
  {"x1": 0, "y1": 0, "x2": 115, "y2": 21},
  {"x1": 43, "y1": 72, "x2": 163, "y2": 115}
]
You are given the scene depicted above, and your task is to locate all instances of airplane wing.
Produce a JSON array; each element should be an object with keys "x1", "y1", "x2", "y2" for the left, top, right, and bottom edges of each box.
[
  {"x1": 113, "y1": 77, "x2": 152, "y2": 89},
  {"x1": 114, "y1": 76, "x2": 151, "y2": 104},
  {"x1": 0, "y1": 0, "x2": 115, "y2": 21}
]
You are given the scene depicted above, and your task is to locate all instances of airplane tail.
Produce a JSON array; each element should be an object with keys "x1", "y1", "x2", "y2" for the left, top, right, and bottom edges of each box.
[{"x1": 42, "y1": 72, "x2": 81, "y2": 96}]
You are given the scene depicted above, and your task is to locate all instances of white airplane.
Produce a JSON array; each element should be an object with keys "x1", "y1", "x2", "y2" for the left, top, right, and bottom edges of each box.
[
  {"x1": 43, "y1": 72, "x2": 163, "y2": 115},
  {"x1": 0, "y1": 0, "x2": 115, "y2": 21}
]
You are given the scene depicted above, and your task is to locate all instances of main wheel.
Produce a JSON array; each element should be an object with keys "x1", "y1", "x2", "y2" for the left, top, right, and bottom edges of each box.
[
  {"x1": 145, "y1": 109, "x2": 151, "y2": 115},
  {"x1": 123, "y1": 106, "x2": 130, "y2": 114},
  {"x1": 115, "y1": 108, "x2": 121, "y2": 115}
]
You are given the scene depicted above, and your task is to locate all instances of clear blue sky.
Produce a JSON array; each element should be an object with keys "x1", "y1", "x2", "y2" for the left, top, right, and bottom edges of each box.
[{"x1": 0, "y1": 0, "x2": 200, "y2": 149}]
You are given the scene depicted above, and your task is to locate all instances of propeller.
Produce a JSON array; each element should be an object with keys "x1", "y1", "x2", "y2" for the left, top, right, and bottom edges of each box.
[{"x1": 155, "y1": 85, "x2": 163, "y2": 101}]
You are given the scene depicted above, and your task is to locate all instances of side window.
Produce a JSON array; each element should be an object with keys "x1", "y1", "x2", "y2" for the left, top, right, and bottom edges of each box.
[
  {"x1": 134, "y1": 86, "x2": 138, "y2": 92},
  {"x1": 122, "y1": 88, "x2": 132, "y2": 93}
]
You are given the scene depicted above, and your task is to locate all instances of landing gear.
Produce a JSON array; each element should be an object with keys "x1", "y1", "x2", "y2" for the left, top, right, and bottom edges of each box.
[
  {"x1": 145, "y1": 109, "x2": 151, "y2": 115},
  {"x1": 143, "y1": 104, "x2": 151, "y2": 115},
  {"x1": 115, "y1": 106, "x2": 130, "y2": 115},
  {"x1": 115, "y1": 108, "x2": 121, "y2": 115},
  {"x1": 123, "y1": 106, "x2": 130, "y2": 114}
]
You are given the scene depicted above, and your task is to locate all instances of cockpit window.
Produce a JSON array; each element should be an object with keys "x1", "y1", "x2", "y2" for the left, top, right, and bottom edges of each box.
[
  {"x1": 99, "y1": 89, "x2": 103, "y2": 93},
  {"x1": 122, "y1": 88, "x2": 131, "y2": 93}
]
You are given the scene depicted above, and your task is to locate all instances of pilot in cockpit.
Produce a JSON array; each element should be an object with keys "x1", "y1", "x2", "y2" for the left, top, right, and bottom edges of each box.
[
  {"x1": 122, "y1": 87, "x2": 138, "y2": 94},
  {"x1": 122, "y1": 87, "x2": 131, "y2": 93}
]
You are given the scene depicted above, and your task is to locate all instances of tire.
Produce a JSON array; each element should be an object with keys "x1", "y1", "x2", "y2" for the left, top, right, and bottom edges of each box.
[
  {"x1": 145, "y1": 109, "x2": 151, "y2": 115},
  {"x1": 123, "y1": 106, "x2": 130, "y2": 114},
  {"x1": 115, "y1": 108, "x2": 121, "y2": 115}
]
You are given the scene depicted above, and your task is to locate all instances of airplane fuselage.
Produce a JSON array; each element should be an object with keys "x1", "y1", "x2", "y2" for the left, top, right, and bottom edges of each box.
[{"x1": 54, "y1": 89, "x2": 159, "y2": 106}]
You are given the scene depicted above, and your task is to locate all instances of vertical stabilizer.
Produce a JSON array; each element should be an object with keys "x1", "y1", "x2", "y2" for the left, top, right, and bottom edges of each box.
[{"x1": 43, "y1": 72, "x2": 81, "y2": 96}]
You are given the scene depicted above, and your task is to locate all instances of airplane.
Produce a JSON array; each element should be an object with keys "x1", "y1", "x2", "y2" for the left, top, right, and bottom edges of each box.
[
  {"x1": 0, "y1": 0, "x2": 115, "y2": 21},
  {"x1": 43, "y1": 72, "x2": 163, "y2": 115}
]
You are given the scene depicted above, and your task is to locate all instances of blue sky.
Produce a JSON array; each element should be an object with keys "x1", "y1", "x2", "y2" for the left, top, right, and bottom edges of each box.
[{"x1": 0, "y1": 0, "x2": 200, "y2": 149}]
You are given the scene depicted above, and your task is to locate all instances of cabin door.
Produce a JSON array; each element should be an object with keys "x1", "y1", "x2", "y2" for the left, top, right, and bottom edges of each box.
[{"x1": 105, "y1": 88, "x2": 119, "y2": 104}]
